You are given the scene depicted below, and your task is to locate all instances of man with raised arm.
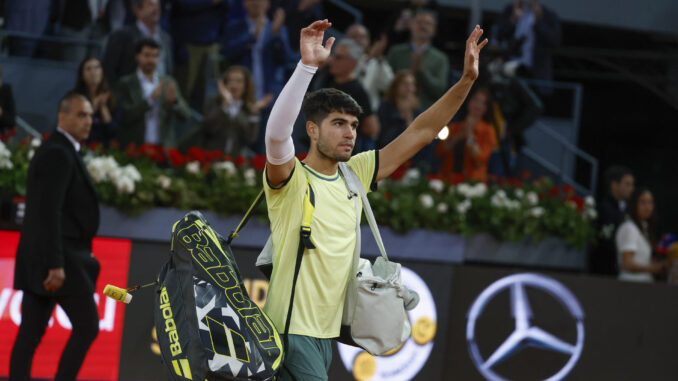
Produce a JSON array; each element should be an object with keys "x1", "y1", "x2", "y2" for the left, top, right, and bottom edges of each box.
[{"x1": 263, "y1": 19, "x2": 487, "y2": 380}]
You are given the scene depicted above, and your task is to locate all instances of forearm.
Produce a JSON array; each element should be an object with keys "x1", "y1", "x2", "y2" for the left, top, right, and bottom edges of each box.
[
  {"x1": 411, "y1": 77, "x2": 474, "y2": 141},
  {"x1": 265, "y1": 61, "x2": 316, "y2": 164}
]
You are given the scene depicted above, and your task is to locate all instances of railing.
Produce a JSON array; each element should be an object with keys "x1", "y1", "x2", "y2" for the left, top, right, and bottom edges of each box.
[
  {"x1": 522, "y1": 120, "x2": 598, "y2": 195},
  {"x1": 0, "y1": 30, "x2": 104, "y2": 59},
  {"x1": 15, "y1": 116, "x2": 41, "y2": 139}
]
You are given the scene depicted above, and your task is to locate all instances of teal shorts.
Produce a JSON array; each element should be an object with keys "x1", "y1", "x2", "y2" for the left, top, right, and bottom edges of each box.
[{"x1": 278, "y1": 334, "x2": 332, "y2": 381}]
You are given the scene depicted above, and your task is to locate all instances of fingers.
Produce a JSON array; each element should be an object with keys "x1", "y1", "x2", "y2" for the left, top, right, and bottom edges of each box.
[
  {"x1": 478, "y1": 38, "x2": 489, "y2": 50},
  {"x1": 324, "y1": 36, "x2": 336, "y2": 51},
  {"x1": 305, "y1": 19, "x2": 332, "y2": 32}
]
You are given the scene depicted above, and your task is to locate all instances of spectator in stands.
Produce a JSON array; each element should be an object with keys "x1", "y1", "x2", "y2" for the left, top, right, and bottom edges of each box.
[
  {"x1": 223, "y1": 0, "x2": 297, "y2": 101},
  {"x1": 492, "y1": 0, "x2": 561, "y2": 82},
  {"x1": 616, "y1": 187, "x2": 665, "y2": 282},
  {"x1": 435, "y1": 88, "x2": 497, "y2": 182},
  {"x1": 73, "y1": 57, "x2": 117, "y2": 146},
  {"x1": 388, "y1": 0, "x2": 438, "y2": 47},
  {"x1": 346, "y1": 24, "x2": 394, "y2": 112},
  {"x1": 387, "y1": 9, "x2": 449, "y2": 110},
  {"x1": 590, "y1": 166, "x2": 635, "y2": 276},
  {"x1": 105, "y1": 0, "x2": 135, "y2": 32},
  {"x1": 0, "y1": 63, "x2": 17, "y2": 136},
  {"x1": 116, "y1": 38, "x2": 189, "y2": 148},
  {"x1": 276, "y1": 0, "x2": 324, "y2": 52},
  {"x1": 4, "y1": 0, "x2": 52, "y2": 57},
  {"x1": 51, "y1": 0, "x2": 109, "y2": 62},
  {"x1": 199, "y1": 66, "x2": 272, "y2": 156},
  {"x1": 376, "y1": 70, "x2": 418, "y2": 149},
  {"x1": 311, "y1": 38, "x2": 380, "y2": 153},
  {"x1": 102, "y1": 0, "x2": 173, "y2": 86},
  {"x1": 169, "y1": 0, "x2": 230, "y2": 109}
]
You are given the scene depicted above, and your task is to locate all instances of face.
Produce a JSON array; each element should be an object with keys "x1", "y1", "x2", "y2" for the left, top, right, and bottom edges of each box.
[
  {"x1": 329, "y1": 45, "x2": 357, "y2": 78},
  {"x1": 636, "y1": 191, "x2": 654, "y2": 221},
  {"x1": 310, "y1": 111, "x2": 359, "y2": 162},
  {"x1": 134, "y1": 0, "x2": 160, "y2": 26},
  {"x1": 410, "y1": 12, "x2": 436, "y2": 42},
  {"x1": 346, "y1": 25, "x2": 370, "y2": 50},
  {"x1": 225, "y1": 70, "x2": 246, "y2": 100},
  {"x1": 59, "y1": 97, "x2": 93, "y2": 142},
  {"x1": 468, "y1": 91, "x2": 488, "y2": 119},
  {"x1": 243, "y1": 0, "x2": 269, "y2": 18},
  {"x1": 612, "y1": 174, "x2": 635, "y2": 201},
  {"x1": 82, "y1": 58, "x2": 103, "y2": 87},
  {"x1": 396, "y1": 74, "x2": 417, "y2": 98},
  {"x1": 136, "y1": 46, "x2": 160, "y2": 74}
]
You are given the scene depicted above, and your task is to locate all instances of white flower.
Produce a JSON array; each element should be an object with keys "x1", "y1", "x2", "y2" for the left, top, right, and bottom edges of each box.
[
  {"x1": 419, "y1": 193, "x2": 434, "y2": 209},
  {"x1": 428, "y1": 179, "x2": 444, "y2": 193},
  {"x1": 0, "y1": 141, "x2": 13, "y2": 169},
  {"x1": 471, "y1": 183, "x2": 487, "y2": 198},
  {"x1": 457, "y1": 199, "x2": 472, "y2": 214},
  {"x1": 30, "y1": 138, "x2": 41, "y2": 148},
  {"x1": 437, "y1": 202, "x2": 448, "y2": 213},
  {"x1": 27, "y1": 149, "x2": 35, "y2": 161},
  {"x1": 185, "y1": 161, "x2": 201, "y2": 175},
  {"x1": 244, "y1": 168, "x2": 257, "y2": 186},
  {"x1": 495, "y1": 189, "x2": 507, "y2": 199},
  {"x1": 585, "y1": 196, "x2": 595, "y2": 207},
  {"x1": 156, "y1": 175, "x2": 171, "y2": 190},
  {"x1": 213, "y1": 161, "x2": 237, "y2": 176},
  {"x1": 526, "y1": 191, "x2": 539, "y2": 206},
  {"x1": 529, "y1": 206, "x2": 545, "y2": 218},
  {"x1": 456, "y1": 183, "x2": 472, "y2": 198},
  {"x1": 584, "y1": 208, "x2": 597, "y2": 220},
  {"x1": 515, "y1": 189, "x2": 525, "y2": 199},
  {"x1": 113, "y1": 175, "x2": 135, "y2": 194},
  {"x1": 120, "y1": 164, "x2": 141, "y2": 182},
  {"x1": 404, "y1": 168, "x2": 420, "y2": 181}
]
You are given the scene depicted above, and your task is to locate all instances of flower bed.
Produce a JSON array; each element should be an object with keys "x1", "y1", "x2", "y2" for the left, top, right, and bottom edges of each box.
[{"x1": 0, "y1": 137, "x2": 596, "y2": 249}]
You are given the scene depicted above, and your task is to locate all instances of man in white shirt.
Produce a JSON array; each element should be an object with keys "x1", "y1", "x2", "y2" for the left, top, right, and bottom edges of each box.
[{"x1": 116, "y1": 38, "x2": 190, "y2": 148}]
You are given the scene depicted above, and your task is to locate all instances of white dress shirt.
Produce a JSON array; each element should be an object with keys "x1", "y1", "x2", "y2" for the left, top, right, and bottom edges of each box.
[{"x1": 136, "y1": 68, "x2": 161, "y2": 144}]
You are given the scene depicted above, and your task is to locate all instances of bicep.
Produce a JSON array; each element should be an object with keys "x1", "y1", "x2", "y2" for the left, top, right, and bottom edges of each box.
[{"x1": 620, "y1": 251, "x2": 635, "y2": 270}]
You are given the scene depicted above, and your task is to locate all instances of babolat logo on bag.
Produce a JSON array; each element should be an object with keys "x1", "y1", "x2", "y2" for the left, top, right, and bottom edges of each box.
[{"x1": 154, "y1": 211, "x2": 283, "y2": 380}]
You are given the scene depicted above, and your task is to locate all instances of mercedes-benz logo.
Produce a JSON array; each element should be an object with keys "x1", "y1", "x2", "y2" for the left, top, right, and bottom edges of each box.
[{"x1": 466, "y1": 273, "x2": 585, "y2": 381}]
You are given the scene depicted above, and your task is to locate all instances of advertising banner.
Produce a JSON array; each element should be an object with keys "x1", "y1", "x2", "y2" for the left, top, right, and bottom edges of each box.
[{"x1": 0, "y1": 231, "x2": 131, "y2": 380}]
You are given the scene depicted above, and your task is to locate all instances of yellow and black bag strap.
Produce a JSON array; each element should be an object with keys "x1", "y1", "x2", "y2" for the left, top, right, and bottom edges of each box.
[
  {"x1": 227, "y1": 189, "x2": 265, "y2": 244},
  {"x1": 283, "y1": 178, "x2": 316, "y2": 355}
]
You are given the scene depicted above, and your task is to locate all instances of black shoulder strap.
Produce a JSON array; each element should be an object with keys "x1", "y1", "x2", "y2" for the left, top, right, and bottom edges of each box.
[{"x1": 226, "y1": 189, "x2": 265, "y2": 244}]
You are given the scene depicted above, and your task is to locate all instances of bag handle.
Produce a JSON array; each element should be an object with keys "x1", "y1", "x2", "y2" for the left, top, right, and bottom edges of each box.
[
  {"x1": 338, "y1": 163, "x2": 388, "y2": 261},
  {"x1": 227, "y1": 189, "x2": 265, "y2": 244}
]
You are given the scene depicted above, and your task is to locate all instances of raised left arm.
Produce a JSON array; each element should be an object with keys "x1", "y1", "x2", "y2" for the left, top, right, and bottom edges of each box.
[{"x1": 376, "y1": 25, "x2": 488, "y2": 181}]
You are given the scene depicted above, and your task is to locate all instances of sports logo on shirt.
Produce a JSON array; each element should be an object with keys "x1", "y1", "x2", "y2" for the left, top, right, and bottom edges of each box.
[{"x1": 337, "y1": 266, "x2": 437, "y2": 381}]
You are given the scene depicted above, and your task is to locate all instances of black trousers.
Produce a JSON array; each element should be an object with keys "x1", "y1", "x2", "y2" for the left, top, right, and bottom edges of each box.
[{"x1": 9, "y1": 291, "x2": 99, "y2": 381}]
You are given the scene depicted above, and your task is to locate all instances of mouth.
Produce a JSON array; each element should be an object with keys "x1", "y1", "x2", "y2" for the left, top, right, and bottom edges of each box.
[{"x1": 340, "y1": 143, "x2": 354, "y2": 151}]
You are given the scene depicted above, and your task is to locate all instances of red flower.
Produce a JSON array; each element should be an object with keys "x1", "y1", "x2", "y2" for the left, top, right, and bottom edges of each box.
[
  {"x1": 549, "y1": 186, "x2": 560, "y2": 197},
  {"x1": 234, "y1": 156, "x2": 247, "y2": 168},
  {"x1": 450, "y1": 173, "x2": 465, "y2": 185},
  {"x1": 187, "y1": 147, "x2": 207, "y2": 163},
  {"x1": 390, "y1": 165, "x2": 407, "y2": 181},
  {"x1": 223, "y1": 154, "x2": 232, "y2": 162},
  {"x1": 520, "y1": 169, "x2": 532, "y2": 180},
  {"x1": 384, "y1": 192, "x2": 392, "y2": 200},
  {"x1": 125, "y1": 142, "x2": 139, "y2": 158},
  {"x1": 41, "y1": 132, "x2": 51, "y2": 140},
  {"x1": 89, "y1": 141, "x2": 100, "y2": 151},
  {"x1": 570, "y1": 195, "x2": 585, "y2": 211},
  {"x1": 507, "y1": 178, "x2": 522, "y2": 187},
  {"x1": 206, "y1": 150, "x2": 224, "y2": 162},
  {"x1": 168, "y1": 148, "x2": 185, "y2": 167},
  {"x1": 251, "y1": 154, "x2": 267, "y2": 172},
  {"x1": 426, "y1": 174, "x2": 442, "y2": 181},
  {"x1": 296, "y1": 152, "x2": 307, "y2": 161},
  {"x1": 139, "y1": 143, "x2": 165, "y2": 162},
  {"x1": 109, "y1": 140, "x2": 120, "y2": 151},
  {"x1": 562, "y1": 184, "x2": 574, "y2": 195}
]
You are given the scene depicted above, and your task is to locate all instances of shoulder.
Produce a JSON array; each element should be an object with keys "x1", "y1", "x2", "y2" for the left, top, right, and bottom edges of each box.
[
  {"x1": 427, "y1": 47, "x2": 448, "y2": 61},
  {"x1": 388, "y1": 43, "x2": 411, "y2": 56},
  {"x1": 617, "y1": 220, "x2": 638, "y2": 237},
  {"x1": 36, "y1": 137, "x2": 74, "y2": 163},
  {"x1": 117, "y1": 74, "x2": 138, "y2": 87}
]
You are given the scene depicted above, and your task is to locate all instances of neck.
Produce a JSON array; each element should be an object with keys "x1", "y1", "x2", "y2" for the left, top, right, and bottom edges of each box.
[
  {"x1": 304, "y1": 148, "x2": 339, "y2": 176},
  {"x1": 87, "y1": 84, "x2": 98, "y2": 98},
  {"x1": 141, "y1": 69, "x2": 155, "y2": 80},
  {"x1": 333, "y1": 73, "x2": 352, "y2": 84},
  {"x1": 412, "y1": 38, "x2": 429, "y2": 49},
  {"x1": 142, "y1": 20, "x2": 156, "y2": 34}
]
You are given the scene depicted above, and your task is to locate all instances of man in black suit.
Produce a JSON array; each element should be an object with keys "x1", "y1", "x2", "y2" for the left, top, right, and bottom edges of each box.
[
  {"x1": 102, "y1": 0, "x2": 173, "y2": 85},
  {"x1": 589, "y1": 166, "x2": 635, "y2": 276},
  {"x1": 10, "y1": 93, "x2": 101, "y2": 381}
]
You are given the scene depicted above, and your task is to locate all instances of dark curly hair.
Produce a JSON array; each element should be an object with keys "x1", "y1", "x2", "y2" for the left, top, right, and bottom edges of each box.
[
  {"x1": 301, "y1": 88, "x2": 363, "y2": 126},
  {"x1": 627, "y1": 186, "x2": 657, "y2": 245}
]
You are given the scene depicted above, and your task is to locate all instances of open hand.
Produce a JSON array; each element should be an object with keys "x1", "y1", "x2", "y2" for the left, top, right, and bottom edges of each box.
[
  {"x1": 462, "y1": 25, "x2": 488, "y2": 81},
  {"x1": 254, "y1": 93, "x2": 274, "y2": 113},
  {"x1": 217, "y1": 79, "x2": 233, "y2": 105},
  {"x1": 299, "y1": 19, "x2": 335, "y2": 67},
  {"x1": 165, "y1": 81, "x2": 177, "y2": 105}
]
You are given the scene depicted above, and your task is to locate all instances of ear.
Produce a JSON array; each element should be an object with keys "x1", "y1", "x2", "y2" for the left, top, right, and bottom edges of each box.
[{"x1": 306, "y1": 121, "x2": 319, "y2": 140}]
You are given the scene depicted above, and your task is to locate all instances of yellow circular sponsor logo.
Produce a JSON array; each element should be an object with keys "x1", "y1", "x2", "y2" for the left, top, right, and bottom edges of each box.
[
  {"x1": 412, "y1": 316, "x2": 436, "y2": 345},
  {"x1": 352, "y1": 352, "x2": 377, "y2": 381}
]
